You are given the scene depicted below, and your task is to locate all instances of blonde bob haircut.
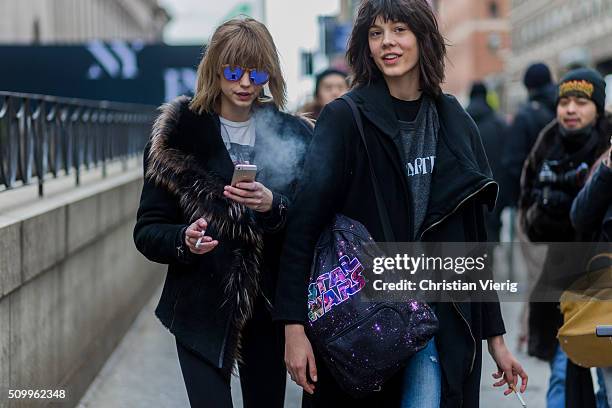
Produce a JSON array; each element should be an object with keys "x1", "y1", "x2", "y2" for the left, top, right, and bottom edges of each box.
[{"x1": 190, "y1": 18, "x2": 286, "y2": 114}]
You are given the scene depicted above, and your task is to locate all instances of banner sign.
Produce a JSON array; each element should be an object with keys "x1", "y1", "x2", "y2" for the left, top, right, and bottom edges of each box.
[{"x1": 0, "y1": 41, "x2": 203, "y2": 105}]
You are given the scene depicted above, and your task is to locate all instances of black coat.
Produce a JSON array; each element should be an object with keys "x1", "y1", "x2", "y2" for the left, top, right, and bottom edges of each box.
[
  {"x1": 133, "y1": 96, "x2": 312, "y2": 372},
  {"x1": 502, "y1": 84, "x2": 556, "y2": 207},
  {"x1": 467, "y1": 97, "x2": 510, "y2": 240},
  {"x1": 275, "y1": 80, "x2": 506, "y2": 407}
]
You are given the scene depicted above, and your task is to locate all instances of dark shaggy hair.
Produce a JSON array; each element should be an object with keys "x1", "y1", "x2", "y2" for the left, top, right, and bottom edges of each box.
[{"x1": 346, "y1": 0, "x2": 447, "y2": 96}]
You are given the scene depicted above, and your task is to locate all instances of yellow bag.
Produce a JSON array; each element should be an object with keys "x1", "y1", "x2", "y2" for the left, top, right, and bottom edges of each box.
[{"x1": 558, "y1": 253, "x2": 612, "y2": 368}]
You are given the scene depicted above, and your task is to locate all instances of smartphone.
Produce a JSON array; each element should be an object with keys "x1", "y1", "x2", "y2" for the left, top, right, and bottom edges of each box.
[
  {"x1": 231, "y1": 164, "x2": 257, "y2": 186},
  {"x1": 596, "y1": 325, "x2": 612, "y2": 337}
]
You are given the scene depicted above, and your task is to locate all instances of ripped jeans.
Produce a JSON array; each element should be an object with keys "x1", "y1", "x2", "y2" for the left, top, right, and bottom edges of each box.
[{"x1": 400, "y1": 338, "x2": 442, "y2": 408}]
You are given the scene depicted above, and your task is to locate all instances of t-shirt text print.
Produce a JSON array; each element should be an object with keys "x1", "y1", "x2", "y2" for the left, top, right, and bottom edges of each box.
[{"x1": 406, "y1": 155, "x2": 435, "y2": 177}]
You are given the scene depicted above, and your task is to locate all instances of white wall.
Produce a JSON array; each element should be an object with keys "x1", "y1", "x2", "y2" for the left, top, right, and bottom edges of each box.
[{"x1": 265, "y1": 0, "x2": 340, "y2": 110}]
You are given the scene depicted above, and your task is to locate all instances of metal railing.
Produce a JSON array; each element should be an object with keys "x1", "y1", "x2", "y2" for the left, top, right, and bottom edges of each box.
[{"x1": 0, "y1": 91, "x2": 155, "y2": 196}]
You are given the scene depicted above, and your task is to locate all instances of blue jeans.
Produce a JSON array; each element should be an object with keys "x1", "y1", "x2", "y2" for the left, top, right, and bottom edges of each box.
[
  {"x1": 547, "y1": 345, "x2": 567, "y2": 408},
  {"x1": 546, "y1": 345, "x2": 610, "y2": 408},
  {"x1": 602, "y1": 367, "x2": 612, "y2": 408},
  {"x1": 597, "y1": 368, "x2": 610, "y2": 408},
  {"x1": 400, "y1": 339, "x2": 441, "y2": 408}
]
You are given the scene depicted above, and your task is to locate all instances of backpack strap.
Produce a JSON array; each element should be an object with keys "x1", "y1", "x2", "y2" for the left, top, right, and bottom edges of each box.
[{"x1": 340, "y1": 95, "x2": 396, "y2": 242}]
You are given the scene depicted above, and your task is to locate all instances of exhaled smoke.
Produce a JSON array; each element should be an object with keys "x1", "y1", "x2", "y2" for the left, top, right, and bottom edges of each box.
[{"x1": 253, "y1": 107, "x2": 310, "y2": 194}]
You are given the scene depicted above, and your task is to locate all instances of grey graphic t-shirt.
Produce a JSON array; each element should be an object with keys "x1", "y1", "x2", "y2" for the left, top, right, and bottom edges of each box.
[
  {"x1": 219, "y1": 116, "x2": 256, "y2": 164},
  {"x1": 391, "y1": 95, "x2": 439, "y2": 239}
]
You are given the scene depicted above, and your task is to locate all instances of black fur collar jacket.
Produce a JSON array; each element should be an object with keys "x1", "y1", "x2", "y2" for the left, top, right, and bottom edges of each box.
[{"x1": 134, "y1": 96, "x2": 312, "y2": 372}]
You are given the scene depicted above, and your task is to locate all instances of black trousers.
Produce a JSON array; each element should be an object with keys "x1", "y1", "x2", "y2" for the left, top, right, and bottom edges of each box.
[
  {"x1": 176, "y1": 299, "x2": 286, "y2": 408},
  {"x1": 565, "y1": 359, "x2": 596, "y2": 408}
]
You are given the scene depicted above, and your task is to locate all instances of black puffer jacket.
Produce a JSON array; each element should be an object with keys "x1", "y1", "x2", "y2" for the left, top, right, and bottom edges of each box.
[
  {"x1": 133, "y1": 96, "x2": 312, "y2": 373},
  {"x1": 275, "y1": 79, "x2": 506, "y2": 407},
  {"x1": 502, "y1": 84, "x2": 557, "y2": 207}
]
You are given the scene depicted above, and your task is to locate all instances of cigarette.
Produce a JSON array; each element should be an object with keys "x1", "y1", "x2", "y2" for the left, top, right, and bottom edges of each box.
[
  {"x1": 511, "y1": 385, "x2": 527, "y2": 407},
  {"x1": 195, "y1": 230, "x2": 206, "y2": 248}
]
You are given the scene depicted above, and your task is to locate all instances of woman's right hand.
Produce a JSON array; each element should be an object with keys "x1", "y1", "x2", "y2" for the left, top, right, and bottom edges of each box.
[
  {"x1": 184, "y1": 218, "x2": 218, "y2": 254},
  {"x1": 285, "y1": 324, "x2": 317, "y2": 394}
]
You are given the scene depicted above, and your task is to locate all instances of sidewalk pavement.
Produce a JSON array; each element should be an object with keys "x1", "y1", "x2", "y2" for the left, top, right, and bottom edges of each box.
[
  {"x1": 78, "y1": 284, "x2": 551, "y2": 408},
  {"x1": 77, "y1": 285, "x2": 303, "y2": 408}
]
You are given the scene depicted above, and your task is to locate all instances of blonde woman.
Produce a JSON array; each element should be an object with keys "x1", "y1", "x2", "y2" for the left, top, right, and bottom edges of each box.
[{"x1": 134, "y1": 18, "x2": 312, "y2": 407}]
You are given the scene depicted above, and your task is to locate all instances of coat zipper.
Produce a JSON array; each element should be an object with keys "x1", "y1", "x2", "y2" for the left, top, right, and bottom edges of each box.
[
  {"x1": 452, "y1": 301, "x2": 476, "y2": 373},
  {"x1": 419, "y1": 180, "x2": 496, "y2": 374},
  {"x1": 419, "y1": 181, "x2": 496, "y2": 241}
]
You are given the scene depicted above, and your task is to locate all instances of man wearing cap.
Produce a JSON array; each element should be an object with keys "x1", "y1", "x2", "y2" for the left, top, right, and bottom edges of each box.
[
  {"x1": 519, "y1": 67, "x2": 611, "y2": 408},
  {"x1": 503, "y1": 63, "x2": 557, "y2": 207}
]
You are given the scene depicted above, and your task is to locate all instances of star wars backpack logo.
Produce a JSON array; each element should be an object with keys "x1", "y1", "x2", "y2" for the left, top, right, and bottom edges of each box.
[{"x1": 308, "y1": 255, "x2": 367, "y2": 322}]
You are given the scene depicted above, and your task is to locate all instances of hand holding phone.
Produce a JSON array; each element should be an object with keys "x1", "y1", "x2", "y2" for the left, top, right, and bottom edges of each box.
[
  {"x1": 231, "y1": 164, "x2": 257, "y2": 187},
  {"x1": 224, "y1": 166, "x2": 273, "y2": 212}
]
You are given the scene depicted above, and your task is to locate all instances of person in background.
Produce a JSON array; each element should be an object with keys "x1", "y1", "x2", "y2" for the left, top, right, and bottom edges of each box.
[
  {"x1": 133, "y1": 18, "x2": 312, "y2": 408},
  {"x1": 298, "y1": 68, "x2": 349, "y2": 120},
  {"x1": 519, "y1": 67, "x2": 611, "y2": 408},
  {"x1": 503, "y1": 62, "x2": 557, "y2": 207},
  {"x1": 466, "y1": 81, "x2": 510, "y2": 242},
  {"x1": 570, "y1": 143, "x2": 612, "y2": 408}
]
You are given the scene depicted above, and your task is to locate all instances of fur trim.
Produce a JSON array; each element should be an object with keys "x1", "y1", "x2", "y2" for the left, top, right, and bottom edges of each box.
[{"x1": 146, "y1": 96, "x2": 263, "y2": 367}]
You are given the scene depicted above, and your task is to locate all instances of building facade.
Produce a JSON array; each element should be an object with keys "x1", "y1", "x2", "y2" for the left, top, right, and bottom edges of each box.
[
  {"x1": 506, "y1": 0, "x2": 612, "y2": 111},
  {"x1": 0, "y1": 0, "x2": 170, "y2": 44},
  {"x1": 437, "y1": 0, "x2": 511, "y2": 104}
]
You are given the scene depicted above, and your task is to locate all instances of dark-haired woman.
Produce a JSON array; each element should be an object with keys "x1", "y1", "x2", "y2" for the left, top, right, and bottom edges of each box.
[
  {"x1": 275, "y1": 0, "x2": 527, "y2": 406},
  {"x1": 133, "y1": 18, "x2": 312, "y2": 408}
]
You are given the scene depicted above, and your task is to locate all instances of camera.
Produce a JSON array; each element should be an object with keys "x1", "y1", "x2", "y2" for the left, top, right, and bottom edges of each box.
[
  {"x1": 537, "y1": 160, "x2": 589, "y2": 188},
  {"x1": 533, "y1": 161, "x2": 589, "y2": 210}
]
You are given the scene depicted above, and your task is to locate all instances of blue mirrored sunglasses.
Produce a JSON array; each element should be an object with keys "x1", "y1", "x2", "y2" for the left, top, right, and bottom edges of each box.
[{"x1": 222, "y1": 65, "x2": 270, "y2": 86}]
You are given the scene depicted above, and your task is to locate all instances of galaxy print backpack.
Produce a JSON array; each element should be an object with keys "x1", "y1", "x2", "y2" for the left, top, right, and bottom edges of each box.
[{"x1": 305, "y1": 96, "x2": 438, "y2": 396}]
